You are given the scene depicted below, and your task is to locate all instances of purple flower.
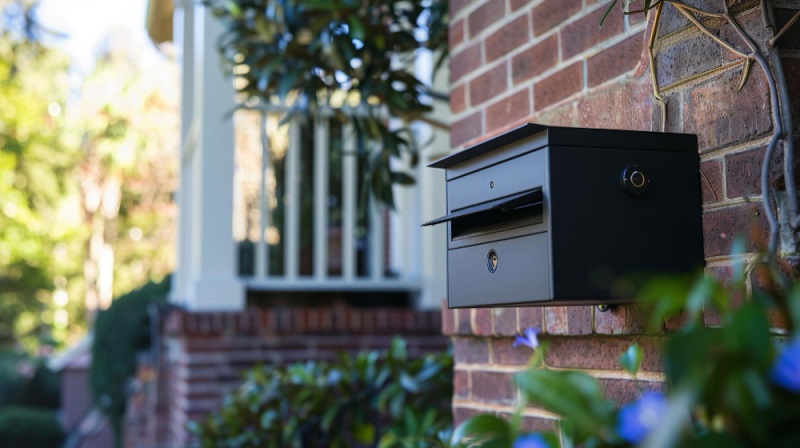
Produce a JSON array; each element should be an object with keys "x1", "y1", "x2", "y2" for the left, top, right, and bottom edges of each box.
[
  {"x1": 513, "y1": 327, "x2": 540, "y2": 350},
  {"x1": 770, "y1": 338, "x2": 800, "y2": 392},
  {"x1": 617, "y1": 391, "x2": 667, "y2": 444},
  {"x1": 512, "y1": 433, "x2": 549, "y2": 448}
]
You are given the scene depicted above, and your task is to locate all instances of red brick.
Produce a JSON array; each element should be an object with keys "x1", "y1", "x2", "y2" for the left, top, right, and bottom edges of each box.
[
  {"x1": 725, "y1": 146, "x2": 787, "y2": 200},
  {"x1": 534, "y1": 62, "x2": 582, "y2": 112},
  {"x1": 468, "y1": 0, "x2": 505, "y2": 38},
  {"x1": 685, "y1": 68, "x2": 772, "y2": 152},
  {"x1": 456, "y1": 307, "x2": 474, "y2": 335},
  {"x1": 472, "y1": 370, "x2": 516, "y2": 405},
  {"x1": 511, "y1": 34, "x2": 559, "y2": 85},
  {"x1": 532, "y1": 0, "x2": 582, "y2": 37},
  {"x1": 719, "y1": 9, "x2": 774, "y2": 56},
  {"x1": 469, "y1": 62, "x2": 508, "y2": 106},
  {"x1": 492, "y1": 338, "x2": 532, "y2": 366},
  {"x1": 493, "y1": 308, "x2": 518, "y2": 336},
  {"x1": 594, "y1": 304, "x2": 649, "y2": 334},
  {"x1": 560, "y1": 3, "x2": 624, "y2": 60},
  {"x1": 473, "y1": 308, "x2": 493, "y2": 336},
  {"x1": 567, "y1": 306, "x2": 593, "y2": 335},
  {"x1": 450, "y1": 43, "x2": 482, "y2": 83},
  {"x1": 451, "y1": 83, "x2": 466, "y2": 114},
  {"x1": 453, "y1": 337, "x2": 490, "y2": 364},
  {"x1": 657, "y1": 0, "x2": 720, "y2": 38},
  {"x1": 545, "y1": 336, "x2": 663, "y2": 372},
  {"x1": 451, "y1": 112, "x2": 483, "y2": 148},
  {"x1": 518, "y1": 416, "x2": 557, "y2": 432},
  {"x1": 486, "y1": 88, "x2": 531, "y2": 133},
  {"x1": 518, "y1": 306, "x2": 542, "y2": 332},
  {"x1": 700, "y1": 159, "x2": 723, "y2": 204},
  {"x1": 453, "y1": 406, "x2": 480, "y2": 426},
  {"x1": 702, "y1": 202, "x2": 769, "y2": 257},
  {"x1": 442, "y1": 301, "x2": 456, "y2": 335},
  {"x1": 588, "y1": 31, "x2": 644, "y2": 87},
  {"x1": 544, "y1": 306, "x2": 568, "y2": 334},
  {"x1": 485, "y1": 15, "x2": 530, "y2": 62},
  {"x1": 628, "y1": 7, "x2": 647, "y2": 26},
  {"x1": 654, "y1": 30, "x2": 736, "y2": 89},
  {"x1": 600, "y1": 378, "x2": 664, "y2": 404},
  {"x1": 450, "y1": 0, "x2": 473, "y2": 18},
  {"x1": 454, "y1": 369, "x2": 470, "y2": 398},
  {"x1": 450, "y1": 18, "x2": 465, "y2": 49}
]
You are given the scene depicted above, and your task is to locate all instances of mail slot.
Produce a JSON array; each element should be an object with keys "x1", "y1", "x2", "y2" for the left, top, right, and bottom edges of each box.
[{"x1": 424, "y1": 123, "x2": 704, "y2": 307}]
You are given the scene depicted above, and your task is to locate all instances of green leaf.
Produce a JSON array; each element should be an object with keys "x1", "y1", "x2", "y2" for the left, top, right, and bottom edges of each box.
[
  {"x1": 618, "y1": 343, "x2": 643, "y2": 376},
  {"x1": 600, "y1": 0, "x2": 619, "y2": 27},
  {"x1": 451, "y1": 414, "x2": 512, "y2": 447}
]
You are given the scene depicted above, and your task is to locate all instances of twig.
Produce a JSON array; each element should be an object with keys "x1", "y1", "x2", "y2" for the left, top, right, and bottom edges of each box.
[
  {"x1": 668, "y1": 2, "x2": 749, "y2": 58},
  {"x1": 647, "y1": 2, "x2": 667, "y2": 131},
  {"x1": 769, "y1": 9, "x2": 800, "y2": 47},
  {"x1": 761, "y1": 0, "x2": 772, "y2": 30}
]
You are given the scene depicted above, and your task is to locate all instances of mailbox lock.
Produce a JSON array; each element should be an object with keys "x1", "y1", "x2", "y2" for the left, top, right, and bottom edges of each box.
[
  {"x1": 490, "y1": 181, "x2": 494, "y2": 189},
  {"x1": 487, "y1": 249, "x2": 499, "y2": 273},
  {"x1": 620, "y1": 164, "x2": 651, "y2": 196}
]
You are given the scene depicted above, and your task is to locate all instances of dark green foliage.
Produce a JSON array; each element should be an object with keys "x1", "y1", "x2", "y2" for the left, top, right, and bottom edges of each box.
[
  {"x1": 89, "y1": 275, "x2": 170, "y2": 448},
  {"x1": 0, "y1": 351, "x2": 60, "y2": 410},
  {"x1": 0, "y1": 406, "x2": 64, "y2": 448},
  {"x1": 191, "y1": 338, "x2": 453, "y2": 448},
  {"x1": 205, "y1": 0, "x2": 449, "y2": 207}
]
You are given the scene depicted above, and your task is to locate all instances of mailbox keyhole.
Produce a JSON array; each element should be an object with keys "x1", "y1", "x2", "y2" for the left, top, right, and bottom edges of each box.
[
  {"x1": 487, "y1": 249, "x2": 498, "y2": 273},
  {"x1": 490, "y1": 181, "x2": 494, "y2": 189}
]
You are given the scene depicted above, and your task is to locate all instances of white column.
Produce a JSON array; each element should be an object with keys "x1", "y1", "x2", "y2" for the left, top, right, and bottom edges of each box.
[{"x1": 182, "y1": 3, "x2": 244, "y2": 310}]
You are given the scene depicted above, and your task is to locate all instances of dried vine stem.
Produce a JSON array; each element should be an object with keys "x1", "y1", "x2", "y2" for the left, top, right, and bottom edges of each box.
[{"x1": 636, "y1": 0, "x2": 797, "y2": 261}]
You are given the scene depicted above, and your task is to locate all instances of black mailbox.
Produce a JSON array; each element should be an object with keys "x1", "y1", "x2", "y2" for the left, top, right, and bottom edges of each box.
[{"x1": 424, "y1": 123, "x2": 704, "y2": 308}]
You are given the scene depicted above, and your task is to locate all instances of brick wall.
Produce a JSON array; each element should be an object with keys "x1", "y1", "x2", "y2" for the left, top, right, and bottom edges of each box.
[
  {"x1": 448, "y1": 0, "x2": 799, "y2": 429},
  {"x1": 124, "y1": 305, "x2": 446, "y2": 448}
]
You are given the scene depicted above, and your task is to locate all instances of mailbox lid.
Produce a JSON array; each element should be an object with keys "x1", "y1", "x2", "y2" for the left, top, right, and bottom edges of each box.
[{"x1": 448, "y1": 232, "x2": 550, "y2": 307}]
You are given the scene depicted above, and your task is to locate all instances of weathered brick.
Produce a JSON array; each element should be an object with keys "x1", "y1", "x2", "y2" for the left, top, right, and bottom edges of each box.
[
  {"x1": 588, "y1": 31, "x2": 645, "y2": 87},
  {"x1": 685, "y1": 68, "x2": 772, "y2": 152},
  {"x1": 485, "y1": 15, "x2": 530, "y2": 62},
  {"x1": 450, "y1": 18, "x2": 465, "y2": 49},
  {"x1": 567, "y1": 306, "x2": 593, "y2": 335},
  {"x1": 493, "y1": 308, "x2": 518, "y2": 336},
  {"x1": 657, "y1": 0, "x2": 721, "y2": 38},
  {"x1": 472, "y1": 371, "x2": 516, "y2": 405},
  {"x1": 533, "y1": 62, "x2": 582, "y2": 111},
  {"x1": 511, "y1": 34, "x2": 559, "y2": 85},
  {"x1": 725, "y1": 145, "x2": 786, "y2": 199},
  {"x1": 702, "y1": 202, "x2": 769, "y2": 257},
  {"x1": 719, "y1": 9, "x2": 774, "y2": 56},
  {"x1": 453, "y1": 406, "x2": 480, "y2": 426},
  {"x1": 468, "y1": 0, "x2": 505, "y2": 38},
  {"x1": 594, "y1": 304, "x2": 649, "y2": 334},
  {"x1": 442, "y1": 301, "x2": 456, "y2": 335},
  {"x1": 518, "y1": 306, "x2": 542, "y2": 332},
  {"x1": 486, "y1": 88, "x2": 531, "y2": 133},
  {"x1": 454, "y1": 369, "x2": 470, "y2": 398},
  {"x1": 450, "y1": 43, "x2": 482, "y2": 83},
  {"x1": 544, "y1": 306, "x2": 568, "y2": 334},
  {"x1": 473, "y1": 308, "x2": 493, "y2": 336},
  {"x1": 453, "y1": 337, "x2": 490, "y2": 364},
  {"x1": 655, "y1": 28, "x2": 736, "y2": 89},
  {"x1": 560, "y1": 3, "x2": 624, "y2": 60},
  {"x1": 492, "y1": 337, "x2": 532, "y2": 366},
  {"x1": 545, "y1": 336, "x2": 663, "y2": 372},
  {"x1": 451, "y1": 112, "x2": 483, "y2": 148},
  {"x1": 532, "y1": 0, "x2": 582, "y2": 37},
  {"x1": 700, "y1": 159, "x2": 723, "y2": 204},
  {"x1": 469, "y1": 62, "x2": 508, "y2": 106},
  {"x1": 575, "y1": 77, "x2": 653, "y2": 130},
  {"x1": 509, "y1": 0, "x2": 531, "y2": 12}
]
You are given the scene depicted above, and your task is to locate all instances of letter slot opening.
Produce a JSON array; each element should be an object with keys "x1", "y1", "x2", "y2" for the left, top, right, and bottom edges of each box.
[{"x1": 422, "y1": 188, "x2": 543, "y2": 239}]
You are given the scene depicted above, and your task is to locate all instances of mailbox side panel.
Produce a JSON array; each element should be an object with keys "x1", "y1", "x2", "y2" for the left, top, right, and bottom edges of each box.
[{"x1": 548, "y1": 145, "x2": 704, "y2": 301}]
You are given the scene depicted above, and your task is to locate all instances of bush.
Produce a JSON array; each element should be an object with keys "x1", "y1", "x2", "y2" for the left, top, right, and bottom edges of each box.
[
  {"x1": 0, "y1": 351, "x2": 60, "y2": 410},
  {"x1": 0, "y1": 406, "x2": 64, "y2": 448},
  {"x1": 191, "y1": 338, "x2": 453, "y2": 448},
  {"x1": 89, "y1": 275, "x2": 170, "y2": 448}
]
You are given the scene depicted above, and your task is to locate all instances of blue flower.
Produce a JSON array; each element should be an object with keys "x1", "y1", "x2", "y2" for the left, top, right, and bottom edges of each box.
[
  {"x1": 512, "y1": 433, "x2": 549, "y2": 448},
  {"x1": 617, "y1": 391, "x2": 667, "y2": 444},
  {"x1": 513, "y1": 327, "x2": 540, "y2": 350},
  {"x1": 770, "y1": 338, "x2": 800, "y2": 392}
]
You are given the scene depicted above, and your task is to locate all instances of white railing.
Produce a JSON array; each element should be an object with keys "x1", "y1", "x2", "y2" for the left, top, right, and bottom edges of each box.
[{"x1": 232, "y1": 110, "x2": 419, "y2": 293}]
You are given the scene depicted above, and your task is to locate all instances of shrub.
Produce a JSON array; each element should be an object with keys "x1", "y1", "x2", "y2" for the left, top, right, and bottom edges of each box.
[
  {"x1": 0, "y1": 351, "x2": 59, "y2": 410},
  {"x1": 89, "y1": 275, "x2": 170, "y2": 448},
  {"x1": 191, "y1": 338, "x2": 453, "y2": 448},
  {"x1": 0, "y1": 406, "x2": 64, "y2": 448}
]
